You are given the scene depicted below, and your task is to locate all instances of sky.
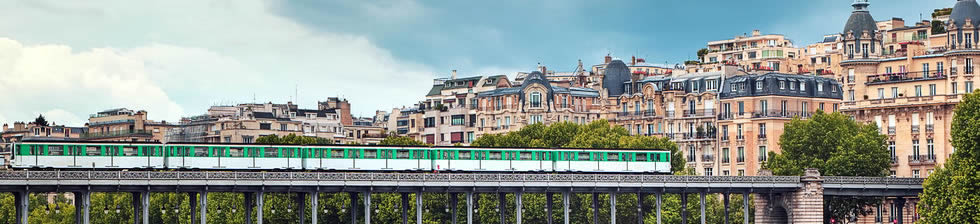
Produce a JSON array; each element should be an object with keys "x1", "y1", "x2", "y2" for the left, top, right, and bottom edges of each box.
[{"x1": 0, "y1": 0, "x2": 955, "y2": 127}]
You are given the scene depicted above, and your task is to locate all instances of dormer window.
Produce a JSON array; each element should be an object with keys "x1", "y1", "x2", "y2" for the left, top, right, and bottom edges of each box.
[
  {"x1": 800, "y1": 82, "x2": 806, "y2": 91},
  {"x1": 779, "y1": 81, "x2": 785, "y2": 90},
  {"x1": 530, "y1": 92, "x2": 542, "y2": 108},
  {"x1": 756, "y1": 81, "x2": 763, "y2": 91}
]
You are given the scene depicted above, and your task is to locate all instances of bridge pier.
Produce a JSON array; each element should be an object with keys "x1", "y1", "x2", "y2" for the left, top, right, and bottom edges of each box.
[
  {"x1": 450, "y1": 193, "x2": 458, "y2": 224},
  {"x1": 591, "y1": 193, "x2": 598, "y2": 224},
  {"x1": 402, "y1": 193, "x2": 409, "y2": 224},
  {"x1": 699, "y1": 192, "x2": 706, "y2": 224},
  {"x1": 754, "y1": 168, "x2": 824, "y2": 224},
  {"x1": 14, "y1": 191, "x2": 28, "y2": 224},
  {"x1": 296, "y1": 192, "x2": 307, "y2": 224},
  {"x1": 722, "y1": 193, "x2": 729, "y2": 224},
  {"x1": 350, "y1": 192, "x2": 359, "y2": 224},
  {"x1": 894, "y1": 198, "x2": 906, "y2": 224},
  {"x1": 256, "y1": 192, "x2": 264, "y2": 224},
  {"x1": 200, "y1": 191, "x2": 208, "y2": 224},
  {"x1": 76, "y1": 191, "x2": 90, "y2": 224},
  {"x1": 417, "y1": 192, "x2": 424, "y2": 224},
  {"x1": 681, "y1": 193, "x2": 688, "y2": 224},
  {"x1": 515, "y1": 192, "x2": 523, "y2": 224},
  {"x1": 545, "y1": 193, "x2": 553, "y2": 224},
  {"x1": 637, "y1": 193, "x2": 644, "y2": 224},
  {"x1": 466, "y1": 192, "x2": 473, "y2": 224},
  {"x1": 655, "y1": 192, "x2": 662, "y2": 224},
  {"x1": 362, "y1": 192, "x2": 370, "y2": 224},
  {"x1": 610, "y1": 192, "x2": 616, "y2": 224},
  {"x1": 138, "y1": 192, "x2": 150, "y2": 224},
  {"x1": 742, "y1": 192, "x2": 749, "y2": 224},
  {"x1": 562, "y1": 192, "x2": 570, "y2": 224},
  {"x1": 189, "y1": 192, "x2": 198, "y2": 224},
  {"x1": 311, "y1": 192, "x2": 318, "y2": 224},
  {"x1": 244, "y1": 192, "x2": 254, "y2": 224}
]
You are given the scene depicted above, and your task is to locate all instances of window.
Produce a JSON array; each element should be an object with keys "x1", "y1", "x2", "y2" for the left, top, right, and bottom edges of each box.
[
  {"x1": 779, "y1": 81, "x2": 785, "y2": 89},
  {"x1": 704, "y1": 168, "x2": 713, "y2": 176},
  {"x1": 530, "y1": 92, "x2": 542, "y2": 108},
  {"x1": 722, "y1": 148, "x2": 730, "y2": 163},
  {"x1": 756, "y1": 81, "x2": 763, "y2": 90},
  {"x1": 259, "y1": 123, "x2": 271, "y2": 130},
  {"x1": 800, "y1": 82, "x2": 806, "y2": 91},
  {"x1": 892, "y1": 87, "x2": 899, "y2": 98},
  {"x1": 953, "y1": 82, "x2": 959, "y2": 94},
  {"x1": 529, "y1": 115, "x2": 542, "y2": 124},
  {"x1": 451, "y1": 115, "x2": 465, "y2": 126},
  {"x1": 922, "y1": 63, "x2": 930, "y2": 77},
  {"x1": 848, "y1": 69, "x2": 855, "y2": 83},
  {"x1": 912, "y1": 139, "x2": 921, "y2": 158},
  {"x1": 913, "y1": 169, "x2": 921, "y2": 178},
  {"x1": 737, "y1": 124, "x2": 743, "y2": 139},
  {"x1": 760, "y1": 100, "x2": 768, "y2": 113},
  {"x1": 759, "y1": 123, "x2": 767, "y2": 138},
  {"x1": 738, "y1": 169, "x2": 745, "y2": 176},
  {"x1": 888, "y1": 115, "x2": 896, "y2": 134},
  {"x1": 889, "y1": 141, "x2": 896, "y2": 160},
  {"x1": 915, "y1": 85, "x2": 922, "y2": 97},
  {"x1": 848, "y1": 90, "x2": 855, "y2": 101},
  {"x1": 968, "y1": 58, "x2": 975, "y2": 74},
  {"x1": 759, "y1": 146, "x2": 767, "y2": 161},
  {"x1": 878, "y1": 88, "x2": 885, "y2": 99},
  {"x1": 738, "y1": 101, "x2": 745, "y2": 115},
  {"x1": 280, "y1": 124, "x2": 288, "y2": 131},
  {"x1": 967, "y1": 81, "x2": 975, "y2": 93},
  {"x1": 737, "y1": 147, "x2": 745, "y2": 163},
  {"x1": 927, "y1": 139, "x2": 935, "y2": 160},
  {"x1": 938, "y1": 62, "x2": 945, "y2": 75}
]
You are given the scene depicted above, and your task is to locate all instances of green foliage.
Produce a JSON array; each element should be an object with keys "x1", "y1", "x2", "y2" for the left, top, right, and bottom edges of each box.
[
  {"x1": 919, "y1": 92, "x2": 980, "y2": 223},
  {"x1": 764, "y1": 111, "x2": 889, "y2": 222},
  {"x1": 931, "y1": 20, "x2": 947, "y2": 35},
  {"x1": 697, "y1": 48, "x2": 710, "y2": 61},
  {"x1": 34, "y1": 114, "x2": 49, "y2": 126},
  {"x1": 378, "y1": 135, "x2": 427, "y2": 146},
  {"x1": 254, "y1": 134, "x2": 328, "y2": 145}
]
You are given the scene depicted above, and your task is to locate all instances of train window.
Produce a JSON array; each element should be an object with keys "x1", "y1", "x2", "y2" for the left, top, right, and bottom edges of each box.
[
  {"x1": 330, "y1": 149, "x2": 344, "y2": 158},
  {"x1": 636, "y1": 153, "x2": 648, "y2": 162},
  {"x1": 489, "y1": 151, "x2": 502, "y2": 160},
  {"x1": 86, "y1": 146, "x2": 101, "y2": 156},
  {"x1": 442, "y1": 150, "x2": 453, "y2": 160},
  {"x1": 520, "y1": 152, "x2": 531, "y2": 160},
  {"x1": 364, "y1": 149, "x2": 377, "y2": 159},
  {"x1": 193, "y1": 147, "x2": 208, "y2": 157},
  {"x1": 123, "y1": 147, "x2": 138, "y2": 156},
  {"x1": 564, "y1": 152, "x2": 573, "y2": 161},
  {"x1": 47, "y1": 145, "x2": 63, "y2": 156},
  {"x1": 264, "y1": 148, "x2": 278, "y2": 158},
  {"x1": 459, "y1": 151, "x2": 471, "y2": 160},
  {"x1": 578, "y1": 152, "x2": 590, "y2": 161},
  {"x1": 228, "y1": 147, "x2": 243, "y2": 157},
  {"x1": 215, "y1": 148, "x2": 226, "y2": 157},
  {"x1": 396, "y1": 150, "x2": 410, "y2": 159},
  {"x1": 606, "y1": 153, "x2": 618, "y2": 161}
]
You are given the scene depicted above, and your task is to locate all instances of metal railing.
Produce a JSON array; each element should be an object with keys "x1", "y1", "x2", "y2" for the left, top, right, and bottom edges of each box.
[
  {"x1": 866, "y1": 71, "x2": 946, "y2": 85},
  {"x1": 823, "y1": 176, "x2": 924, "y2": 185},
  {"x1": 0, "y1": 170, "x2": 803, "y2": 184},
  {"x1": 907, "y1": 155, "x2": 936, "y2": 165}
]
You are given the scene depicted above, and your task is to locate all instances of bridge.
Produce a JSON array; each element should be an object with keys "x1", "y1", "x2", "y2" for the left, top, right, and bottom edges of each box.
[{"x1": 0, "y1": 169, "x2": 924, "y2": 224}]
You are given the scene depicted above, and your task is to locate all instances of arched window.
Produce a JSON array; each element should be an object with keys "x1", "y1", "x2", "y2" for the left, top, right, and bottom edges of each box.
[{"x1": 530, "y1": 92, "x2": 542, "y2": 108}]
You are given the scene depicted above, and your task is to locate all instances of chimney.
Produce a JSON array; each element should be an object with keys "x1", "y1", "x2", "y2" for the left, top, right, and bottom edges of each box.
[
  {"x1": 2, "y1": 123, "x2": 7, "y2": 132},
  {"x1": 540, "y1": 65, "x2": 547, "y2": 73},
  {"x1": 631, "y1": 56, "x2": 636, "y2": 65},
  {"x1": 752, "y1": 30, "x2": 761, "y2": 36},
  {"x1": 451, "y1": 70, "x2": 457, "y2": 80},
  {"x1": 604, "y1": 55, "x2": 612, "y2": 64}
]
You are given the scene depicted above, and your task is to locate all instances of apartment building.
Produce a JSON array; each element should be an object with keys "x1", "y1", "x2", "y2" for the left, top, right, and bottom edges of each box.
[
  {"x1": 837, "y1": 0, "x2": 975, "y2": 180},
  {"x1": 1, "y1": 122, "x2": 87, "y2": 143},
  {"x1": 717, "y1": 73, "x2": 843, "y2": 176},
  {"x1": 85, "y1": 108, "x2": 174, "y2": 142},
  {"x1": 420, "y1": 71, "x2": 510, "y2": 145},
  {"x1": 799, "y1": 34, "x2": 844, "y2": 77},
  {"x1": 701, "y1": 30, "x2": 803, "y2": 73},
  {"x1": 476, "y1": 71, "x2": 602, "y2": 136}
]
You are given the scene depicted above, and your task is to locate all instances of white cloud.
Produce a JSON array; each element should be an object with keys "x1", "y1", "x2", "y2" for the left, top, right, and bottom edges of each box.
[
  {"x1": 0, "y1": 0, "x2": 436, "y2": 124},
  {"x1": 0, "y1": 38, "x2": 184, "y2": 126}
]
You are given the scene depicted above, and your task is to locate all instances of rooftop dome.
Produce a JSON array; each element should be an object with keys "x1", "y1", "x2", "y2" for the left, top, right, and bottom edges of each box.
[
  {"x1": 602, "y1": 59, "x2": 631, "y2": 97},
  {"x1": 951, "y1": 0, "x2": 980, "y2": 28},
  {"x1": 842, "y1": 0, "x2": 877, "y2": 36}
]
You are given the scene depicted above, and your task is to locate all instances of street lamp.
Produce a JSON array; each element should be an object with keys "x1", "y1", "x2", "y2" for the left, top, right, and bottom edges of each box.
[
  {"x1": 115, "y1": 205, "x2": 121, "y2": 214},
  {"x1": 45, "y1": 204, "x2": 51, "y2": 214},
  {"x1": 55, "y1": 204, "x2": 61, "y2": 214}
]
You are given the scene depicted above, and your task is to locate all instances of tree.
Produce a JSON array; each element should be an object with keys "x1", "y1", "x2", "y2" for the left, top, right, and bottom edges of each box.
[
  {"x1": 34, "y1": 114, "x2": 49, "y2": 126},
  {"x1": 764, "y1": 111, "x2": 889, "y2": 222},
  {"x1": 378, "y1": 136, "x2": 426, "y2": 146},
  {"x1": 919, "y1": 92, "x2": 980, "y2": 223},
  {"x1": 932, "y1": 20, "x2": 947, "y2": 35},
  {"x1": 697, "y1": 48, "x2": 709, "y2": 62}
]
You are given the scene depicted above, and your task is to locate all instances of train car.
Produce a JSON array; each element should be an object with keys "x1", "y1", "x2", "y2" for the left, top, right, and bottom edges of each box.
[{"x1": 10, "y1": 141, "x2": 672, "y2": 173}]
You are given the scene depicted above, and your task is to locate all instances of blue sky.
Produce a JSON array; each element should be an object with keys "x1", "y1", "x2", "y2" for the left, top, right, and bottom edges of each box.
[{"x1": 0, "y1": 0, "x2": 957, "y2": 126}]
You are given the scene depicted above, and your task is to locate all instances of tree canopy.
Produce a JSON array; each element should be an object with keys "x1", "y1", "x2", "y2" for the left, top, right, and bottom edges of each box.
[
  {"x1": 764, "y1": 111, "x2": 889, "y2": 222},
  {"x1": 254, "y1": 134, "x2": 327, "y2": 145},
  {"x1": 34, "y1": 114, "x2": 49, "y2": 126},
  {"x1": 919, "y1": 92, "x2": 980, "y2": 223},
  {"x1": 471, "y1": 120, "x2": 684, "y2": 172}
]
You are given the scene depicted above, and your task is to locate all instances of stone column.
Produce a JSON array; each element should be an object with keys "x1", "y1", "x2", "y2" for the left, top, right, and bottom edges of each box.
[
  {"x1": 200, "y1": 191, "x2": 208, "y2": 224},
  {"x1": 190, "y1": 192, "x2": 198, "y2": 224},
  {"x1": 451, "y1": 193, "x2": 458, "y2": 224},
  {"x1": 656, "y1": 193, "x2": 662, "y2": 224},
  {"x1": 402, "y1": 193, "x2": 410, "y2": 224},
  {"x1": 789, "y1": 168, "x2": 824, "y2": 223},
  {"x1": 466, "y1": 192, "x2": 474, "y2": 224},
  {"x1": 546, "y1": 193, "x2": 553, "y2": 224},
  {"x1": 498, "y1": 192, "x2": 506, "y2": 224},
  {"x1": 350, "y1": 192, "x2": 359, "y2": 224},
  {"x1": 15, "y1": 191, "x2": 28, "y2": 224},
  {"x1": 363, "y1": 192, "x2": 370, "y2": 224},
  {"x1": 296, "y1": 193, "x2": 306, "y2": 224},
  {"x1": 895, "y1": 198, "x2": 906, "y2": 224},
  {"x1": 562, "y1": 192, "x2": 570, "y2": 224},
  {"x1": 141, "y1": 192, "x2": 150, "y2": 224},
  {"x1": 132, "y1": 192, "x2": 140, "y2": 224},
  {"x1": 516, "y1": 192, "x2": 523, "y2": 224},
  {"x1": 417, "y1": 192, "x2": 424, "y2": 224},
  {"x1": 76, "y1": 191, "x2": 90, "y2": 224},
  {"x1": 742, "y1": 192, "x2": 749, "y2": 224}
]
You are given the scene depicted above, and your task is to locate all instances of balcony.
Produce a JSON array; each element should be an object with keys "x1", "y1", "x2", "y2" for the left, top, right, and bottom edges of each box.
[
  {"x1": 967, "y1": 66, "x2": 975, "y2": 75},
  {"x1": 687, "y1": 155, "x2": 696, "y2": 162},
  {"x1": 701, "y1": 154, "x2": 715, "y2": 163},
  {"x1": 682, "y1": 131, "x2": 717, "y2": 140},
  {"x1": 866, "y1": 71, "x2": 946, "y2": 85},
  {"x1": 721, "y1": 157, "x2": 730, "y2": 164},
  {"x1": 736, "y1": 135, "x2": 744, "y2": 140},
  {"x1": 82, "y1": 130, "x2": 152, "y2": 139},
  {"x1": 758, "y1": 134, "x2": 767, "y2": 139},
  {"x1": 908, "y1": 155, "x2": 936, "y2": 165},
  {"x1": 911, "y1": 126, "x2": 919, "y2": 134},
  {"x1": 888, "y1": 127, "x2": 896, "y2": 135},
  {"x1": 926, "y1": 124, "x2": 934, "y2": 133},
  {"x1": 721, "y1": 135, "x2": 729, "y2": 141},
  {"x1": 890, "y1": 156, "x2": 899, "y2": 166},
  {"x1": 736, "y1": 156, "x2": 745, "y2": 163},
  {"x1": 683, "y1": 109, "x2": 715, "y2": 118},
  {"x1": 665, "y1": 111, "x2": 676, "y2": 118},
  {"x1": 751, "y1": 110, "x2": 812, "y2": 119},
  {"x1": 951, "y1": 67, "x2": 958, "y2": 77}
]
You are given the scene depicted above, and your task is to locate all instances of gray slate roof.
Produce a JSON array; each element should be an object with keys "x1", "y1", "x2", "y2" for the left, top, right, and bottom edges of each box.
[{"x1": 952, "y1": 0, "x2": 980, "y2": 28}]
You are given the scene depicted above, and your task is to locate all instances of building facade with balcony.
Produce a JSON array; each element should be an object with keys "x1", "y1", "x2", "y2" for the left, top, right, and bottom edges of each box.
[
  {"x1": 701, "y1": 30, "x2": 803, "y2": 73},
  {"x1": 420, "y1": 71, "x2": 511, "y2": 145},
  {"x1": 476, "y1": 71, "x2": 602, "y2": 137},
  {"x1": 718, "y1": 73, "x2": 843, "y2": 176},
  {"x1": 85, "y1": 108, "x2": 173, "y2": 142},
  {"x1": 838, "y1": 0, "x2": 976, "y2": 179}
]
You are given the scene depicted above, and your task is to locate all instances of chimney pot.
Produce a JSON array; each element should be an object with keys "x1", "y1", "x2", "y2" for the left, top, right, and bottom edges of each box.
[
  {"x1": 451, "y1": 70, "x2": 457, "y2": 80},
  {"x1": 604, "y1": 55, "x2": 612, "y2": 64},
  {"x1": 752, "y1": 30, "x2": 761, "y2": 36}
]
